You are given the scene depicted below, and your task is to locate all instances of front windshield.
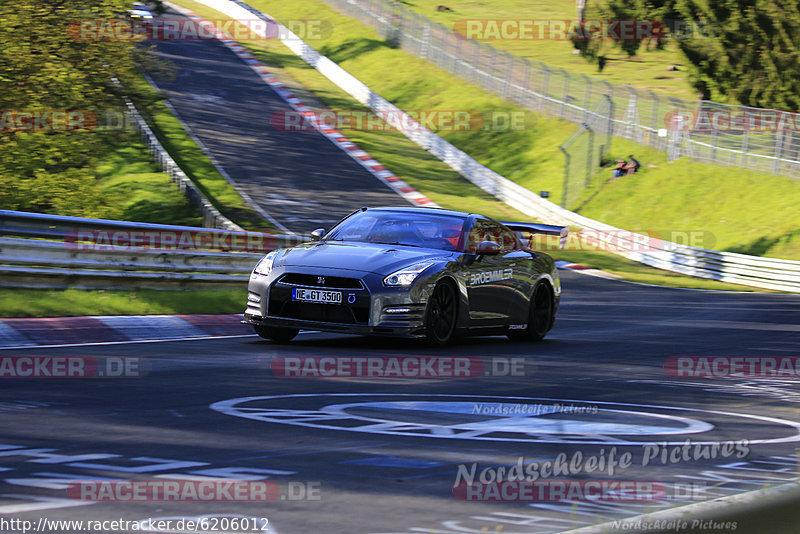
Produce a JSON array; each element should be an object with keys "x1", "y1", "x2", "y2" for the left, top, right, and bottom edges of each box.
[{"x1": 325, "y1": 210, "x2": 467, "y2": 251}]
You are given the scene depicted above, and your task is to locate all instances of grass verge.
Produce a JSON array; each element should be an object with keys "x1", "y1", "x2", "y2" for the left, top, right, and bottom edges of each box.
[
  {"x1": 0, "y1": 288, "x2": 246, "y2": 318},
  {"x1": 96, "y1": 131, "x2": 203, "y2": 226}
]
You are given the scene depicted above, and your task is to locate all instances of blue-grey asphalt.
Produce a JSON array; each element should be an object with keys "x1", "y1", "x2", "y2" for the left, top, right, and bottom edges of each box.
[{"x1": 148, "y1": 9, "x2": 412, "y2": 233}]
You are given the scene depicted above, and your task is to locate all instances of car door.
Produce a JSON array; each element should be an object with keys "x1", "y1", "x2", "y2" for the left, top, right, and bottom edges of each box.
[{"x1": 462, "y1": 218, "x2": 520, "y2": 326}]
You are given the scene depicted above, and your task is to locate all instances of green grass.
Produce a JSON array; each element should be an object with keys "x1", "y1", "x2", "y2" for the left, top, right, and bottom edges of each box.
[
  {"x1": 578, "y1": 153, "x2": 800, "y2": 260},
  {"x1": 95, "y1": 135, "x2": 203, "y2": 226},
  {"x1": 0, "y1": 288, "x2": 246, "y2": 318},
  {"x1": 131, "y1": 77, "x2": 275, "y2": 231},
  {"x1": 406, "y1": 0, "x2": 698, "y2": 100}
]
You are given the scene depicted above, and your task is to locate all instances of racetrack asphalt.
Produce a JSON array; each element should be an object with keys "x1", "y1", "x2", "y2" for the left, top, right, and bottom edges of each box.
[
  {"x1": 1, "y1": 270, "x2": 799, "y2": 533},
  {"x1": 146, "y1": 8, "x2": 414, "y2": 234}
]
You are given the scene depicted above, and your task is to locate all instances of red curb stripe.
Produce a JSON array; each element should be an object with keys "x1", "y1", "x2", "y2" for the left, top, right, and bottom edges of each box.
[
  {"x1": 2, "y1": 317, "x2": 127, "y2": 345},
  {"x1": 177, "y1": 314, "x2": 252, "y2": 336}
]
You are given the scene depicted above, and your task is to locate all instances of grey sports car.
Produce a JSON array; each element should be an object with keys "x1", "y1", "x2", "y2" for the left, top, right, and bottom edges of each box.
[{"x1": 242, "y1": 207, "x2": 567, "y2": 345}]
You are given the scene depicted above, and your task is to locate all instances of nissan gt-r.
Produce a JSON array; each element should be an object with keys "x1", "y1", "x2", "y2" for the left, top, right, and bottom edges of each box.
[{"x1": 242, "y1": 206, "x2": 567, "y2": 345}]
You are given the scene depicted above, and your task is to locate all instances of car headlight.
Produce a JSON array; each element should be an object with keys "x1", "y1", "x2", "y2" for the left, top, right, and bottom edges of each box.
[
  {"x1": 253, "y1": 250, "x2": 279, "y2": 277},
  {"x1": 383, "y1": 261, "x2": 437, "y2": 287}
]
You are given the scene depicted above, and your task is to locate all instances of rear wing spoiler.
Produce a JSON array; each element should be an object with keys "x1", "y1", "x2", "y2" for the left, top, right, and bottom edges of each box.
[{"x1": 501, "y1": 222, "x2": 569, "y2": 249}]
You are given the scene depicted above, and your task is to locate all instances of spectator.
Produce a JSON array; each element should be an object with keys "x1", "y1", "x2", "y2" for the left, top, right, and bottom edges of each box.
[
  {"x1": 624, "y1": 154, "x2": 641, "y2": 175},
  {"x1": 612, "y1": 159, "x2": 627, "y2": 178}
]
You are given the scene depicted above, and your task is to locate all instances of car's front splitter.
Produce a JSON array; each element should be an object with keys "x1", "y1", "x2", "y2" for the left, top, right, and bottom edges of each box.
[{"x1": 241, "y1": 313, "x2": 427, "y2": 338}]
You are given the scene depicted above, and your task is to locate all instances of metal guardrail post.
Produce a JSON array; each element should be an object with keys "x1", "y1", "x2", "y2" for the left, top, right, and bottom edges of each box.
[
  {"x1": 559, "y1": 145, "x2": 571, "y2": 208},
  {"x1": 586, "y1": 125, "x2": 595, "y2": 188}
]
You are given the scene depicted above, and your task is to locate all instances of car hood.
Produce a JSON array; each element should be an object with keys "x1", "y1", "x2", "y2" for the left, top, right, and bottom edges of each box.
[{"x1": 275, "y1": 241, "x2": 456, "y2": 275}]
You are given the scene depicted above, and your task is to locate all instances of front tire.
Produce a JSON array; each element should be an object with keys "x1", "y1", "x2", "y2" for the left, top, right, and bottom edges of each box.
[
  {"x1": 424, "y1": 280, "x2": 458, "y2": 346},
  {"x1": 253, "y1": 325, "x2": 299, "y2": 343},
  {"x1": 507, "y1": 282, "x2": 553, "y2": 342}
]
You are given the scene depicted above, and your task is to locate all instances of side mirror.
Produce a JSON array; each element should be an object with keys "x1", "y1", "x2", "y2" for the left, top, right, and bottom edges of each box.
[
  {"x1": 310, "y1": 228, "x2": 326, "y2": 242},
  {"x1": 475, "y1": 241, "x2": 501, "y2": 255}
]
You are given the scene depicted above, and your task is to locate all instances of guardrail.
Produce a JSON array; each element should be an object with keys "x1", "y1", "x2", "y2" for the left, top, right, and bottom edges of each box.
[
  {"x1": 0, "y1": 210, "x2": 305, "y2": 290},
  {"x1": 188, "y1": 0, "x2": 800, "y2": 293}
]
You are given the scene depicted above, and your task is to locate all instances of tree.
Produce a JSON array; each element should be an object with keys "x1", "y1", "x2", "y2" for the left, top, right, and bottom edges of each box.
[
  {"x1": 572, "y1": 0, "x2": 655, "y2": 70},
  {"x1": 674, "y1": 0, "x2": 800, "y2": 109},
  {"x1": 0, "y1": 0, "x2": 156, "y2": 215},
  {"x1": 571, "y1": 22, "x2": 611, "y2": 71}
]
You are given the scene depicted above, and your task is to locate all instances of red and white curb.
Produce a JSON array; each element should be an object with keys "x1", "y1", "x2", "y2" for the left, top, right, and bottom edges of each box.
[
  {"x1": 0, "y1": 314, "x2": 253, "y2": 349},
  {"x1": 169, "y1": 4, "x2": 437, "y2": 209},
  {"x1": 555, "y1": 260, "x2": 621, "y2": 279},
  {"x1": 555, "y1": 260, "x2": 589, "y2": 271}
]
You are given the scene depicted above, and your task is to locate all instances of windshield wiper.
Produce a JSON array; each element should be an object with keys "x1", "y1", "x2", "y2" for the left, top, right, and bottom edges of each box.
[{"x1": 371, "y1": 241, "x2": 422, "y2": 247}]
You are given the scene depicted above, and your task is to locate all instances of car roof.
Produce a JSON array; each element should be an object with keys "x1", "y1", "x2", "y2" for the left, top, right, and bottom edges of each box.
[{"x1": 364, "y1": 206, "x2": 477, "y2": 219}]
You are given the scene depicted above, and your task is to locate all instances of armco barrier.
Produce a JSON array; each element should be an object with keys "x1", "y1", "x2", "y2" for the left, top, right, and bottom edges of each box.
[
  {"x1": 187, "y1": 0, "x2": 800, "y2": 292},
  {"x1": 0, "y1": 211, "x2": 305, "y2": 290}
]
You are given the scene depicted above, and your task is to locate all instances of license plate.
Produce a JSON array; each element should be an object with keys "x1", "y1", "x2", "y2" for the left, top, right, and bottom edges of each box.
[{"x1": 292, "y1": 288, "x2": 342, "y2": 304}]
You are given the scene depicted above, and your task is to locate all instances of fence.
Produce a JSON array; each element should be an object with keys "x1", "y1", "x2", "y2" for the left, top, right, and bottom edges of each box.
[
  {"x1": 558, "y1": 96, "x2": 614, "y2": 209},
  {"x1": 559, "y1": 124, "x2": 595, "y2": 209},
  {"x1": 321, "y1": 0, "x2": 800, "y2": 179},
  {"x1": 0, "y1": 210, "x2": 305, "y2": 290}
]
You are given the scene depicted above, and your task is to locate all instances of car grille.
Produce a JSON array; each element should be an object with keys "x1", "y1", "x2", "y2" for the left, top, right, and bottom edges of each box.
[
  {"x1": 270, "y1": 300, "x2": 369, "y2": 324},
  {"x1": 269, "y1": 273, "x2": 369, "y2": 324},
  {"x1": 278, "y1": 273, "x2": 364, "y2": 289}
]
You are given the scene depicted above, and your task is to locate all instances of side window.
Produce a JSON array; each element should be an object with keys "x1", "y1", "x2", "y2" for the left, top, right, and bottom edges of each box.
[
  {"x1": 465, "y1": 220, "x2": 518, "y2": 252},
  {"x1": 487, "y1": 224, "x2": 517, "y2": 251},
  {"x1": 466, "y1": 219, "x2": 491, "y2": 253}
]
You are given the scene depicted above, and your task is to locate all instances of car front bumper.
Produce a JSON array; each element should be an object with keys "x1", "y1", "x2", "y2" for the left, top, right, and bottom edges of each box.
[{"x1": 242, "y1": 266, "x2": 434, "y2": 338}]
